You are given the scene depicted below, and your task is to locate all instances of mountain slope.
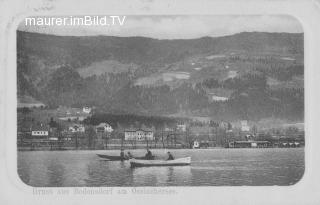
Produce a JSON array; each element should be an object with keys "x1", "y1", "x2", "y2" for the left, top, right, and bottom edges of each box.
[{"x1": 17, "y1": 31, "x2": 304, "y2": 121}]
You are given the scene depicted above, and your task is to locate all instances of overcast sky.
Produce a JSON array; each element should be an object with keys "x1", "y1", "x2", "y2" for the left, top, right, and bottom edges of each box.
[{"x1": 18, "y1": 15, "x2": 303, "y2": 39}]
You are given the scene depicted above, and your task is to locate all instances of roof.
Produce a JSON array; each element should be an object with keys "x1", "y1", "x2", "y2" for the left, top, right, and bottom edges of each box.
[
  {"x1": 31, "y1": 124, "x2": 49, "y2": 131},
  {"x1": 143, "y1": 128, "x2": 153, "y2": 132},
  {"x1": 96, "y1": 122, "x2": 111, "y2": 128},
  {"x1": 125, "y1": 128, "x2": 154, "y2": 132},
  {"x1": 125, "y1": 129, "x2": 137, "y2": 132},
  {"x1": 70, "y1": 123, "x2": 84, "y2": 128}
]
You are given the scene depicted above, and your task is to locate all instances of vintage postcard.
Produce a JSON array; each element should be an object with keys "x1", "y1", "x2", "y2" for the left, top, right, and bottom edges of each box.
[
  {"x1": 17, "y1": 15, "x2": 305, "y2": 187},
  {"x1": 1, "y1": 0, "x2": 320, "y2": 204}
]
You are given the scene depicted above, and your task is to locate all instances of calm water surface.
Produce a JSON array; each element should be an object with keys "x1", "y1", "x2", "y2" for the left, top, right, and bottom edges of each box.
[{"x1": 18, "y1": 148, "x2": 304, "y2": 186}]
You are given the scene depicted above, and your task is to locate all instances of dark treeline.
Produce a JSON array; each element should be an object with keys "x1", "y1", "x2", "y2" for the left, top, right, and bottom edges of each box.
[
  {"x1": 81, "y1": 113, "x2": 228, "y2": 134},
  {"x1": 83, "y1": 113, "x2": 179, "y2": 130},
  {"x1": 201, "y1": 73, "x2": 267, "y2": 90},
  {"x1": 257, "y1": 65, "x2": 304, "y2": 81}
]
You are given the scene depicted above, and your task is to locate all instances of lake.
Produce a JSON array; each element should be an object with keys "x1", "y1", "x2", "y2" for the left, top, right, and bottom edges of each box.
[{"x1": 17, "y1": 148, "x2": 304, "y2": 187}]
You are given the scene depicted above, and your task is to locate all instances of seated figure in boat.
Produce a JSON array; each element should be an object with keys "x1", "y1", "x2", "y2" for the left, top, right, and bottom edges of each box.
[
  {"x1": 167, "y1": 152, "x2": 174, "y2": 160},
  {"x1": 145, "y1": 149, "x2": 153, "y2": 160},
  {"x1": 126, "y1": 151, "x2": 133, "y2": 159}
]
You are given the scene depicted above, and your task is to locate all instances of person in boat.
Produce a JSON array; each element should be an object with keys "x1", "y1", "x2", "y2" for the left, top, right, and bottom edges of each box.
[
  {"x1": 145, "y1": 149, "x2": 153, "y2": 160},
  {"x1": 167, "y1": 152, "x2": 174, "y2": 160},
  {"x1": 126, "y1": 151, "x2": 133, "y2": 159}
]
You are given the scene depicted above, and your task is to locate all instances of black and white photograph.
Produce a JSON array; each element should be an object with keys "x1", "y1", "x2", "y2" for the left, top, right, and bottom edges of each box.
[{"x1": 16, "y1": 15, "x2": 305, "y2": 187}]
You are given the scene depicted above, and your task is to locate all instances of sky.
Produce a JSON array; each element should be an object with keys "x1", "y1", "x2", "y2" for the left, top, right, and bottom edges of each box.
[{"x1": 18, "y1": 15, "x2": 303, "y2": 39}]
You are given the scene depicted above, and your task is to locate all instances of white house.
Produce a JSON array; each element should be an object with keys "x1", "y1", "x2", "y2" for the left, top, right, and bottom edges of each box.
[
  {"x1": 210, "y1": 95, "x2": 229, "y2": 102},
  {"x1": 83, "y1": 106, "x2": 92, "y2": 114},
  {"x1": 57, "y1": 106, "x2": 91, "y2": 121},
  {"x1": 31, "y1": 130, "x2": 49, "y2": 136},
  {"x1": 31, "y1": 125, "x2": 49, "y2": 137},
  {"x1": 136, "y1": 129, "x2": 145, "y2": 140},
  {"x1": 69, "y1": 124, "x2": 85, "y2": 133},
  {"x1": 144, "y1": 129, "x2": 154, "y2": 140},
  {"x1": 124, "y1": 129, "x2": 136, "y2": 140},
  {"x1": 164, "y1": 127, "x2": 174, "y2": 132},
  {"x1": 193, "y1": 140, "x2": 200, "y2": 149},
  {"x1": 124, "y1": 129, "x2": 154, "y2": 141},
  {"x1": 96, "y1": 123, "x2": 113, "y2": 133}
]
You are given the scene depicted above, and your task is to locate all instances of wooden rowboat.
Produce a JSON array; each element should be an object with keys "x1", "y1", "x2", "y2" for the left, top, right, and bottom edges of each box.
[
  {"x1": 130, "y1": 157, "x2": 191, "y2": 168},
  {"x1": 96, "y1": 154, "x2": 155, "y2": 161},
  {"x1": 96, "y1": 154, "x2": 124, "y2": 161}
]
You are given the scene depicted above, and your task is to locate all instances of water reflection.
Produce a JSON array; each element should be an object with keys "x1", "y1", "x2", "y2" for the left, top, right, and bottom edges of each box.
[
  {"x1": 46, "y1": 158, "x2": 65, "y2": 187},
  {"x1": 17, "y1": 157, "x2": 30, "y2": 185},
  {"x1": 131, "y1": 166, "x2": 192, "y2": 186},
  {"x1": 17, "y1": 148, "x2": 304, "y2": 186},
  {"x1": 85, "y1": 160, "x2": 134, "y2": 186}
]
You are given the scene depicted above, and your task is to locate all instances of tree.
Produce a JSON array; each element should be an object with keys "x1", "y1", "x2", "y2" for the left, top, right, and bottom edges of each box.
[
  {"x1": 285, "y1": 126, "x2": 299, "y2": 137},
  {"x1": 185, "y1": 127, "x2": 192, "y2": 148},
  {"x1": 20, "y1": 107, "x2": 31, "y2": 115},
  {"x1": 49, "y1": 117, "x2": 58, "y2": 128},
  {"x1": 75, "y1": 132, "x2": 79, "y2": 149},
  {"x1": 252, "y1": 125, "x2": 258, "y2": 136},
  {"x1": 85, "y1": 126, "x2": 96, "y2": 149}
]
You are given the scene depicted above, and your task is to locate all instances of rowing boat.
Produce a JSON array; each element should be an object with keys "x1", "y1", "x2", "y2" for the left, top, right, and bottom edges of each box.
[
  {"x1": 96, "y1": 154, "x2": 155, "y2": 161},
  {"x1": 96, "y1": 154, "x2": 125, "y2": 161},
  {"x1": 129, "y1": 157, "x2": 191, "y2": 168}
]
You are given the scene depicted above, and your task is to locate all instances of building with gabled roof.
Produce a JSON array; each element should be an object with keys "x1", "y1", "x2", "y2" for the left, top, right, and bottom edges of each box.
[
  {"x1": 31, "y1": 124, "x2": 49, "y2": 138},
  {"x1": 95, "y1": 122, "x2": 113, "y2": 133},
  {"x1": 124, "y1": 128, "x2": 154, "y2": 141},
  {"x1": 68, "y1": 124, "x2": 85, "y2": 133}
]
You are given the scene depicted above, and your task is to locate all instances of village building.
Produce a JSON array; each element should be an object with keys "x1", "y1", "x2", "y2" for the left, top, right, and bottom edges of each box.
[
  {"x1": 218, "y1": 121, "x2": 229, "y2": 129},
  {"x1": 96, "y1": 123, "x2": 113, "y2": 133},
  {"x1": 193, "y1": 140, "x2": 200, "y2": 149},
  {"x1": 82, "y1": 106, "x2": 92, "y2": 114},
  {"x1": 164, "y1": 127, "x2": 174, "y2": 132},
  {"x1": 124, "y1": 128, "x2": 154, "y2": 141},
  {"x1": 176, "y1": 123, "x2": 187, "y2": 132},
  {"x1": 206, "y1": 88, "x2": 233, "y2": 103},
  {"x1": 31, "y1": 125, "x2": 49, "y2": 138},
  {"x1": 56, "y1": 106, "x2": 91, "y2": 121},
  {"x1": 68, "y1": 124, "x2": 85, "y2": 133},
  {"x1": 209, "y1": 94, "x2": 229, "y2": 102}
]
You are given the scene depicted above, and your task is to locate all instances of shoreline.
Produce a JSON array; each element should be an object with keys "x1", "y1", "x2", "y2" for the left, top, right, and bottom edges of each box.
[{"x1": 17, "y1": 146, "x2": 304, "y2": 151}]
